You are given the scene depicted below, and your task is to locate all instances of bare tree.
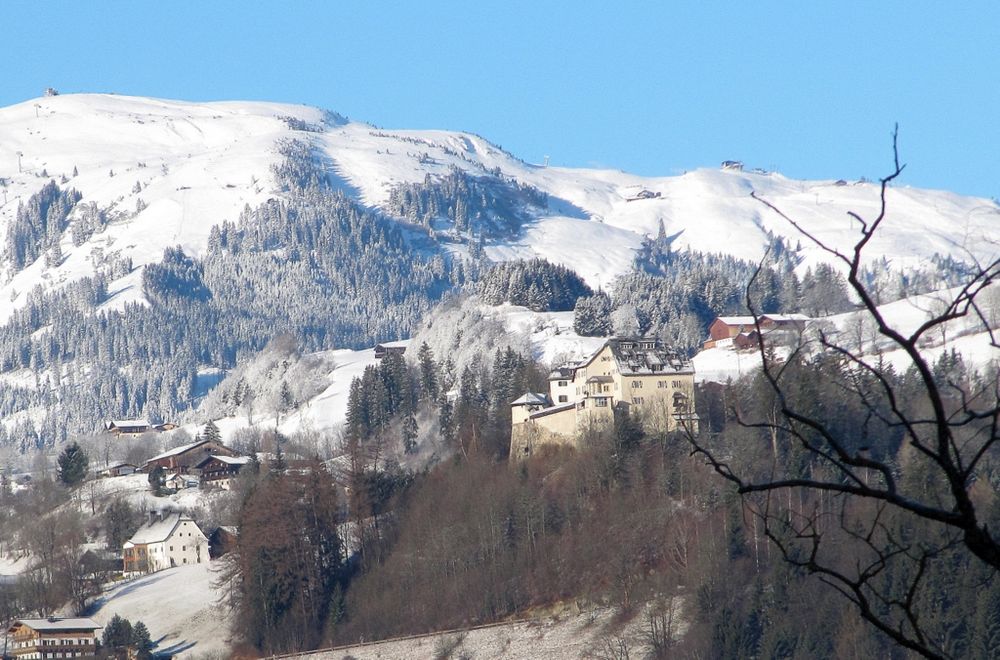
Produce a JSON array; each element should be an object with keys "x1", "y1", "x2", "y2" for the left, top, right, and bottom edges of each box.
[{"x1": 684, "y1": 129, "x2": 1000, "y2": 659}]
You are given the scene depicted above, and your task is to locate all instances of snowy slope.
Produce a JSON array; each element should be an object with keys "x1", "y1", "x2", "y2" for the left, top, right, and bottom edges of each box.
[
  {"x1": 1, "y1": 92, "x2": 997, "y2": 315},
  {"x1": 89, "y1": 563, "x2": 229, "y2": 659},
  {"x1": 0, "y1": 94, "x2": 326, "y2": 320}
]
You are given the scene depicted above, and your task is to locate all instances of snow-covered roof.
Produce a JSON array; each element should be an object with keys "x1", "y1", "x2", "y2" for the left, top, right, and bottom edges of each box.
[
  {"x1": 203, "y1": 455, "x2": 250, "y2": 466},
  {"x1": 761, "y1": 313, "x2": 811, "y2": 322},
  {"x1": 376, "y1": 339, "x2": 410, "y2": 349},
  {"x1": 548, "y1": 366, "x2": 576, "y2": 380},
  {"x1": 715, "y1": 316, "x2": 756, "y2": 326},
  {"x1": 126, "y1": 513, "x2": 185, "y2": 545},
  {"x1": 511, "y1": 392, "x2": 549, "y2": 406},
  {"x1": 146, "y1": 439, "x2": 209, "y2": 463},
  {"x1": 716, "y1": 314, "x2": 809, "y2": 326},
  {"x1": 8, "y1": 617, "x2": 101, "y2": 632},
  {"x1": 216, "y1": 455, "x2": 250, "y2": 465},
  {"x1": 528, "y1": 403, "x2": 577, "y2": 419},
  {"x1": 608, "y1": 338, "x2": 693, "y2": 376},
  {"x1": 109, "y1": 419, "x2": 151, "y2": 428}
]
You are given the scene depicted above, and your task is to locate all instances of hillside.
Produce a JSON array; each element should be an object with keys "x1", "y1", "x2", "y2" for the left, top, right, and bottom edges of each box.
[{"x1": 0, "y1": 92, "x2": 996, "y2": 452}]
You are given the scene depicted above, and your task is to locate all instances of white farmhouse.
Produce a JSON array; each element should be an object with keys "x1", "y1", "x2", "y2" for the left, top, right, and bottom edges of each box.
[{"x1": 122, "y1": 511, "x2": 209, "y2": 574}]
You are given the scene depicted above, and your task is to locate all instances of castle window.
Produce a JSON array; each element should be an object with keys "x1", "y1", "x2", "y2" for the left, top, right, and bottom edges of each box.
[
  {"x1": 632, "y1": 397, "x2": 644, "y2": 405},
  {"x1": 632, "y1": 380, "x2": 642, "y2": 388},
  {"x1": 658, "y1": 381, "x2": 666, "y2": 388},
  {"x1": 558, "y1": 395, "x2": 567, "y2": 403},
  {"x1": 594, "y1": 397, "x2": 608, "y2": 407},
  {"x1": 558, "y1": 380, "x2": 567, "y2": 387}
]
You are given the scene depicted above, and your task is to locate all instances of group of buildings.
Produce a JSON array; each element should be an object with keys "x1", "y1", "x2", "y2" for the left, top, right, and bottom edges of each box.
[
  {"x1": 97, "y1": 437, "x2": 251, "y2": 492},
  {"x1": 509, "y1": 315, "x2": 809, "y2": 460},
  {"x1": 96, "y1": 436, "x2": 250, "y2": 577},
  {"x1": 510, "y1": 337, "x2": 698, "y2": 459}
]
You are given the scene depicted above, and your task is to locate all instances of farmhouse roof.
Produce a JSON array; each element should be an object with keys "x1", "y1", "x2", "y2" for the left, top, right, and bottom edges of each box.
[
  {"x1": 147, "y1": 439, "x2": 211, "y2": 463},
  {"x1": 761, "y1": 313, "x2": 810, "y2": 322},
  {"x1": 196, "y1": 455, "x2": 251, "y2": 468},
  {"x1": 7, "y1": 617, "x2": 101, "y2": 633},
  {"x1": 715, "y1": 316, "x2": 757, "y2": 326},
  {"x1": 126, "y1": 512, "x2": 185, "y2": 545},
  {"x1": 108, "y1": 419, "x2": 151, "y2": 428}
]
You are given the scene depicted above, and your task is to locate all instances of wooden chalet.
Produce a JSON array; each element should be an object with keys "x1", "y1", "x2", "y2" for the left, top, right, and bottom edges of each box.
[
  {"x1": 142, "y1": 439, "x2": 238, "y2": 474},
  {"x1": 703, "y1": 314, "x2": 809, "y2": 349},
  {"x1": 194, "y1": 455, "x2": 251, "y2": 490},
  {"x1": 374, "y1": 340, "x2": 408, "y2": 359},
  {"x1": 95, "y1": 463, "x2": 137, "y2": 478},
  {"x1": 209, "y1": 526, "x2": 238, "y2": 559},
  {"x1": 105, "y1": 420, "x2": 178, "y2": 437},
  {"x1": 105, "y1": 419, "x2": 153, "y2": 436},
  {"x1": 6, "y1": 618, "x2": 101, "y2": 660}
]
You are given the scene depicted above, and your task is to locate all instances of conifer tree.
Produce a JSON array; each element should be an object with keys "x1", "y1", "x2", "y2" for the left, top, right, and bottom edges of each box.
[
  {"x1": 203, "y1": 420, "x2": 222, "y2": 444},
  {"x1": 57, "y1": 441, "x2": 88, "y2": 487},
  {"x1": 417, "y1": 342, "x2": 438, "y2": 401},
  {"x1": 131, "y1": 621, "x2": 153, "y2": 660},
  {"x1": 102, "y1": 615, "x2": 133, "y2": 657}
]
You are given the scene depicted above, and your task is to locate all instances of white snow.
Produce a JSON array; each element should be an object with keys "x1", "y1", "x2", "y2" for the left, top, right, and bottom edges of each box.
[
  {"x1": 1, "y1": 92, "x2": 997, "y2": 325},
  {"x1": 89, "y1": 563, "x2": 229, "y2": 659}
]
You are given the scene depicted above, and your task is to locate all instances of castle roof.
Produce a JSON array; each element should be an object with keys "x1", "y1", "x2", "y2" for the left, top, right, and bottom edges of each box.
[
  {"x1": 607, "y1": 337, "x2": 693, "y2": 376},
  {"x1": 511, "y1": 392, "x2": 550, "y2": 406}
]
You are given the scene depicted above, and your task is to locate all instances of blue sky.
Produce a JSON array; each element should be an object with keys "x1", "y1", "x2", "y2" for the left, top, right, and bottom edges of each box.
[{"x1": 3, "y1": 2, "x2": 999, "y2": 197}]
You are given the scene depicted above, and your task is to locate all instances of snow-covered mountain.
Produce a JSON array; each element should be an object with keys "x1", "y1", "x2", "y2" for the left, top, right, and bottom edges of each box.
[
  {"x1": 0, "y1": 93, "x2": 997, "y2": 450},
  {"x1": 1, "y1": 93, "x2": 997, "y2": 311}
]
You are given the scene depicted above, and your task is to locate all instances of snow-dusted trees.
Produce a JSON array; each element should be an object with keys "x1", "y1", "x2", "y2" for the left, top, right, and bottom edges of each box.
[
  {"x1": 385, "y1": 167, "x2": 547, "y2": 237},
  {"x1": 478, "y1": 258, "x2": 593, "y2": 311},
  {"x1": 799, "y1": 262, "x2": 852, "y2": 316},
  {"x1": 345, "y1": 352, "x2": 416, "y2": 446},
  {"x1": 5, "y1": 181, "x2": 81, "y2": 271},
  {"x1": 0, "y1": 141, "x2": 469, "y2": 448},
  {"x1": 573, "y1": 292, "x2": 613, "y2": 337}
]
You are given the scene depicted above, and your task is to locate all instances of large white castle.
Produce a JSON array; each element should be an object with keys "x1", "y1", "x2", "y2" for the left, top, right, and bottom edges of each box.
[{"x1": 510, "y1": 337, "x2": 697, "y2": 460}]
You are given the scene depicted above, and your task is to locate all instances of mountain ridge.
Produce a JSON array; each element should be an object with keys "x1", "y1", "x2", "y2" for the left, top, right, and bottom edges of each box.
[{"x1": 1, "y1": 92, "x2": 996, "y2": 313}]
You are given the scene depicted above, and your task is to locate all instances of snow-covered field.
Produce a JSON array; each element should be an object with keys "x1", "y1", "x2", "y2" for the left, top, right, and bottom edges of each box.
[{"x1": 88, "y1": 563, "x2": 228, "y2": 659}]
